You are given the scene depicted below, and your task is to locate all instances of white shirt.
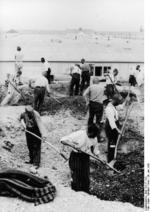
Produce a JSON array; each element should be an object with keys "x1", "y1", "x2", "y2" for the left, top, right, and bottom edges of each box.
[
  {"x1": 15, "y1": 51, "x2": 24, "y2": 62},
  {"x1": 61, "y1": 130, "x2": 100, "y2": 155},
  {"x1": 42, "y1": 60, "x2": 51, "y2": 72},
  {"x1": 70, "y1": 65, "x2": 81, "y2": 75},
  {"x1": 105, "y1": 102, "x2": 119, "y2": 130},
  {"x1": 83, "y1": 83, "x2": 107, "y2": 104},
  {"x1": 136, "y1": 70, "x2": 144, "y2": 86},
  {"x1": 106, "y1": 73, "x2": 118, "y2": 85},
  {"x1": 34, "y1": 76, "x2": 50, "y2": 92}
]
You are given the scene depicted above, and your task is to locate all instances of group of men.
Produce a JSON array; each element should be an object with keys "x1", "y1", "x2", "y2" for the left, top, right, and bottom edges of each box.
[
  {"x1": 61, "y1": 68, "x2": 125, "y2": 193},
  {"x1": 1, "y1": 47, "x2": 142, "y2": 194},
  {"x1": 69, "y1": 58, "x2": 93, "y2": 96}
]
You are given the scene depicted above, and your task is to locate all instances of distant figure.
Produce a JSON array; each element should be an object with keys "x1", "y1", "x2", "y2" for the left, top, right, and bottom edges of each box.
[
  {"x1": 135, "y1": 65, "x2": 144, "y2": 87},
  {"x1": 1, "y1": 71, "x2": 22, "y2": 106},
  {"x1": 105, "y1": 68, "x2": 120, "y2": 98},
  {"x1": 80, "y1": 58, "x2": 91, "y2": 94},
  {"x1": 20, "y1": 106, "x2": 47, "y2": 169},
  {"x1": 15, "y1": 46, "x2": 24, "y2": 75},
  {"x1": 30, "y1": 71, "x2": 50, "y2": 114},
  {"x1": 41, "y1": 57, "x2": 51, "y2": 84},
  {"x1": 129, "y1": 67, "x2": 137, "y2": 87},
  {"x1": 69, "y1": 64, "x2": 81, "y2": 96}
]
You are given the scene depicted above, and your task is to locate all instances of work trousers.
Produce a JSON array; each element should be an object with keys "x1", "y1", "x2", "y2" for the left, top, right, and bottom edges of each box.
[
  {"x1": 26, "y1": 128, "x2": 41, "y2": 167},
  {"x1": 69, "y1": 151, "x2": 90, "y2": 193},
  {"x1": 34, "y1": 87, "x2": 46, "y2": 113},
  {"x1": 80, "y1": 72, "x2": 90, "y2": 93},
  {"x1": 129, "y1": 75, "x2": 137, "y2": 86},
  {"x1": 88, "y1": 101, "x2": 103, "y2": 142},
  {"x1": 88, "y1": 101, "x2": 103, "y2": 127},
  {"x1": 69, "y1": 73, "x2": 80, "y2": 96},
  {"x1": 105, "y1": 120, "x2": 119, "y2": 163}
]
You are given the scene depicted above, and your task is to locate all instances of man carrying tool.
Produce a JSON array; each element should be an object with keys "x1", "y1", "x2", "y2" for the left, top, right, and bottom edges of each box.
[
  {"x1": 83, "y1": 77, "x2": 107, "y2": 142},
  {"x1": 69, "y1": 64, "x2": 81, "y2": 96},
  {"x1": 104, "y1": 95, "x2": 121, "y2": 163},
  {"x1": 29, "y1": 71, "x2": 51, "y2": 114},
  {"x1": 60, "y1": 123, "x2": 100, "y2": 193},
  {"x1": 1, "y1": 71, "x2": 23, "y2": 106},
  {"x1": 105, "y1": 68, "x2": 120, "y2": 98},
  {"x1": 20, "y1": 106, "x2": 47, "y2": 169}
]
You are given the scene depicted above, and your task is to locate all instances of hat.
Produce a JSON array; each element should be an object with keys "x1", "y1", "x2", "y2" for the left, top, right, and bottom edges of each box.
[{"x1": 112, "y1": 94, "x2": 124, "y2": 105}]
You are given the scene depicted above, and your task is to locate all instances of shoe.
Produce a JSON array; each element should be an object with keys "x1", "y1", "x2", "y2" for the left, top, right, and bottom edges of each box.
[{"x1": 25, "y1": 160, "x2": 33, "y2": 164}]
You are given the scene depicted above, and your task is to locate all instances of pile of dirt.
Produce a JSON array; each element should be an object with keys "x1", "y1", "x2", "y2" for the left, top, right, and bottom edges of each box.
[{"x1": 90, "y1": 150, "x2": 144, "y2": 208}]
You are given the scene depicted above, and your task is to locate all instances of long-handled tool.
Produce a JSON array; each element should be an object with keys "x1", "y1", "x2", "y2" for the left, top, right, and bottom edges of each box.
[
  {"x1": 50, "y1": 95, "x2": 62, "y2": 104},
  {"x1": 61, "y1": 141, "x2": 120, "y2": 174},
  {"x1": 8, "y1": 80, "x2": 26, "y2": 103},
  {"x1": 25, "y1": 129, "x2": 68, "y2": 161},
  {"x1": 109, "y1": 102, "x2": 134, "y2": 168},
  {"x1": 106, "y1": 73, "x2": 120, "y2": 95}
]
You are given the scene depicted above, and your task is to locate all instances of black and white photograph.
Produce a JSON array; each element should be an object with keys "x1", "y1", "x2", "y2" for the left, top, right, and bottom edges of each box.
[{"x1": 0, "y1": 0, "x2": 146, "y2": 211}]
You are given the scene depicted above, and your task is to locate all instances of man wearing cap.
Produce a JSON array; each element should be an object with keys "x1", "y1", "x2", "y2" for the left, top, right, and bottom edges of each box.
[
  {"x1": 20, "y1": 106, "x2": 47, "y2": 168},
  {"x1": 41, "y1": 57, "x2": 52, "y2": 84},
  {"x1": 80, "y1": 58, "x2": 91, "y2": 94},
  {"x1": 83, "y1": 77, "x2": 107, "y2": 142},
  {"x1": 30, "y1": 72, "x2": 50, "y2": 113}
]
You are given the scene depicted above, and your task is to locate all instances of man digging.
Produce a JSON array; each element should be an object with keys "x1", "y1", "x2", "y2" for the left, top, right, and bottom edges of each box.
[
  {"x1": 60, "y1": 123, "x2": 101, "y2": 193},
  {"x1": 20, "y1": 106, "x2": 47, "y2": 169}
]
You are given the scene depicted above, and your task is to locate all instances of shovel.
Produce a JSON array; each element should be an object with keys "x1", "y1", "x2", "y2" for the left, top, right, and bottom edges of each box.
[
  {"x1": 25, "y1": 129, "x2": 68, "y2": 161},
  {"x1": 109, "y1": 102, "x2": 134, "y2": 168},
  {"x1": 61, "y1": 140, "x2": 121, "y2": 174}
]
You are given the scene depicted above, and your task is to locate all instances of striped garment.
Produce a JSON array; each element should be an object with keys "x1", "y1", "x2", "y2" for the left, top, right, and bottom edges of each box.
[{"x1": 0, "y1": 170, "x2": 56, "y2": 206}]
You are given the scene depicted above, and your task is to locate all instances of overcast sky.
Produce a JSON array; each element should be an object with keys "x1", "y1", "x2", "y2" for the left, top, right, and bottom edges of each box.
[{"x1": 0, "y1": 0, "x2": 144, "y2": 31}]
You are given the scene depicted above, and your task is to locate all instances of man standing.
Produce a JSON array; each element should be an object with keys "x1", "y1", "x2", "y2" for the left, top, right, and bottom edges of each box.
[
  {"x1": 83, "y1": 77, "x2": 107, "y2": 142},
  {"x1": 15, "y1": 46, "x2": 24, "y2": 83},
  {"x1": 129, "y1": 67, "x2": 137, "y2": 87},
  {"x1": 41, "y1": 57, "x2": 51, "y2": 84},
  {"x1": 105, "y1": 68, "x2": 120, "y2": 98},
  {"x1": 135, "y1": 65, "x2": 144, "y2": 87},
  {"x1": 30, "y1": 71, "x2": 50, "y2": 114},
  {"x1": 69, "y1": 64, "x2": 81, "y2": 96},
  {"x1": 20, "y1": 106, "x2": 47, "y2": 169},
  {"x1": 60, "y1": 124, "x2": 100, "y2": 193},
  {"x1": 104, "y1": 95, "x2": 121, "y2": 163},
  {"x1": 80, "y1": 58, "x2": 91, "y2": 94}
]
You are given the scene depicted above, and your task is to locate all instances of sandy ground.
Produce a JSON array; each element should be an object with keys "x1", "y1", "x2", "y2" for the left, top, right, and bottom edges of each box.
[{"x1": 0, "y1": 86, "x2": 144, "y2": 212}]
